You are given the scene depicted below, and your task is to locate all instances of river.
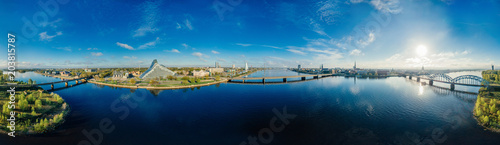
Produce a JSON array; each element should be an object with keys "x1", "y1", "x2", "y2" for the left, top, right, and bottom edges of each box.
[{"x1": 1, "y1": 70, "x2": 499, "y2": 145}]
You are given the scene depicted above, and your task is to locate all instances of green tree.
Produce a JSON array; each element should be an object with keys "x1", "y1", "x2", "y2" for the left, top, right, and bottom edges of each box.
[
  {"x1": 28, "y1": 79, "x2": 33, "y2": 85},
  {"x1": 35, "y1": 99, "x2": 43, "y2": 110},
  {"x1": 31, "y1": 108, "x2": 37, "y2": 116},
  {"x1": 130, "y1": 79, "x2": 136, "y2": 84},
  {"x1": 215, "y1": 76, "x2": 221, "y2": 81}
]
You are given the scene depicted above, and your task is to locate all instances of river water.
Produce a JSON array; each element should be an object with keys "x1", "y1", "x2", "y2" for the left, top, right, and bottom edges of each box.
[{"x1": 2, "y1": 71, "x2": 499, "y2": 145}]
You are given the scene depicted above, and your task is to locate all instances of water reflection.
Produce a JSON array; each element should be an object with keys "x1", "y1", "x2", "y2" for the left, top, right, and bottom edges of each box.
[
  {"x1": 418, "y1": 85, "x2": 424, "y2": 96},
  {"x1": 3, "y1": 71, "x2": 500, "y2": 145}
]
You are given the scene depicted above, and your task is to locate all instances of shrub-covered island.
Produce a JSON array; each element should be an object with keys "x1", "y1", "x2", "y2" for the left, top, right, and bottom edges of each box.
[
  {"x1": 474, "y1": 70, "x2": 500, "y2": 132},
  {"x1": 0, "y1": 88, "x2": 70, "y2": 135}
]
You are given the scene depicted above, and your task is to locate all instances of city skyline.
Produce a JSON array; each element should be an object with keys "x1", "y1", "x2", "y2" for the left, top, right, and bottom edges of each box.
[{"x1": 1, "y1": 0, "x2": 499, "y2": 69}]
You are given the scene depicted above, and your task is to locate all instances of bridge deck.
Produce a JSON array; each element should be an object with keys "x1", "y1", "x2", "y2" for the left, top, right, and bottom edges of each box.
[
  {"x1": 35, "y1": 78, "x2": 83, "y2": 85},
  {"x1": 414, "y1": 77, "x2": 484, "y2": 87},
  {"x1": 230, "y1": 74, "x2": 332, "y2": 80}
]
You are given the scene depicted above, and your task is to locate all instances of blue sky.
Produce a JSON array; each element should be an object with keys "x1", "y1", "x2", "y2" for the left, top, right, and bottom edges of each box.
[{"x1": 1, "y1": 0, "x2": 499, "y2": 69}]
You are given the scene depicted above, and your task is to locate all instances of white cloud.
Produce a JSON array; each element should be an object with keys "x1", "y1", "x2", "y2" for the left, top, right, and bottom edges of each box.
[
  {"x1": 369, "y1": 0, "x2": 402, "y2": 14},
  {"x1": 192, "y1": 52, "x2": 208, "y2": 62},
  {"x1": 176, "y1": 23, "x2": 182, "y2": 29},
  {"x1": 91, "y1": 52, "x2": 103, "y2": 56},
  {"x1": 133, "y1": 27, "x2": 159, "y2": 37},
  {"x1": 56, "y1": 47, "x2": 72, "y2": 52},
  {"x1": 286, "y1": 49, "x2": 307, "y2": 55},
  {"x1": 40, "y1": 18, "x2": 62, "y2": 28},
  {"x1": 132, "y1": 1, "x2": 161, "y2": 37},
  {"x1": 116, "y1": 42, "x2": 135, "y2": 50},
  {"x1": 349, "y1": 49, "x2": 364, "y2": 56},
  {"x1": 87, "y1": 48, "x2": 98, "y2": 50},
  {"x1": 217, "y1": 58, "x2": 227, "y2": 62},
  {"x1": 211, "y1": 50, "x2": 220, "y2": 54},
  {"x1": 123, "y1": 56, "x2": 137, "y2": 59},
  {"x1": 236, "y1": 43, "x2": 252, "y2": 47},
  {"x1": 39, "y1": 31, "x2": 62, "y2": 41},
  {"x1": 461, "y1": 50, "x2": 470, "y2": 55},
  {"x1": 356, "y1": 32, "x2": 375, "y2": 48},
  {"x1": 164, "y1": 49, "x2": 180, "y2": 53},
  {"x1": 138, "y1": 37, "x2": 160, "y2": 49},
  {"x1": 385, "y1": 54, "x2": 401, "y2": 62},
  {"x1": 261, "y1": 45, "x2": 282, "y2": 49},
  {"x1": 185, "y1": 19, "x2": 193, "y2": 30},
  {"x1": 350, "y1": 0, "x2": 363, "y2": 4}
]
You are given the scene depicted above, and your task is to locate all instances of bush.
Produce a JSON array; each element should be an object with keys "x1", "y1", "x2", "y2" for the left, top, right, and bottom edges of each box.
[
  {"x1": 215, "y1": 76, "x2": 221, "y2": 81},
  {"x1": 130, "y1": 79, "x2": 136, "y2": 84},
  {"x1": 181, "y1": 76, "x2": 189, "y2": 80},
  {"x1": 149, "y1": 80, "x2": 159, "y2": 85},
  {"x1": 35, "y1": 99, "x2": 43, "y2": 110}
]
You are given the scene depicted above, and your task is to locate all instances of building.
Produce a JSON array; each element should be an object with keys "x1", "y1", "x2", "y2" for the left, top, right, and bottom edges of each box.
[
  {"x1": 113, "y1": 70, "x2": 127, "y2": 78},
  {"x1": 298, "y1": 65, "x2": 301, "y2": 70},
  {"x1": 493, "y1": 65, "x2": 495, "y2": 70},
  {"x1": 60, "y1": 71, "x2": 71, "y2": 76},
  {"x1": 85, "y1": 68, "x2": 96, "y2": 72},
  {"x1": 320, "y1": 64, "x2": 324, "y2": 70},
  {"x1": 139, "y1": 59, "x2": 177, "y2": 80},
  {"x1": 353, "y1": 61, "x2": 357, "y2": 70},
  {"x1": 357, "y1": 70, "x2": 367, "y2": 75},
  {"x1": 129, "y1": 71, "x2": 141, "y2": 77},
  {"x1": 232, "y1": 64, "x2": 235, "y2": 69},
  {"x1": 245, "y1": 62, "x2": 249, "y2": 72},
  {"x1": 208, "y1": 68, "x2": 224, "y2": 76},
  {"x1": 376, "y1": 70, "x2": 390, "y2": 76},
  {"x1": 52, "y1": 71, "x2": 59, "y2": 75},
  {"x1": 215, "y1": 62, "x2": 220, "y2": 68},
  {"x1": 192, "y1": 70, "x2": 210, "y2": 77}
]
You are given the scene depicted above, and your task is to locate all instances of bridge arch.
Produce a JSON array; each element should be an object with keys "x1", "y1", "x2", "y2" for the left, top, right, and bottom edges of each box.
[
  {"x1": 429, "y1": 74, "x2": 453, "y2": 82},
  {"x1": 452, "y1": 75, "x2": 487, "y2": 85}
]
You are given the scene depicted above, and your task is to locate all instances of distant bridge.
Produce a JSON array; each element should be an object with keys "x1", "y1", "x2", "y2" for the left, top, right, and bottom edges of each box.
[
  {"x1": 34, "y1": 78, "x2": 88, "y2": 90},
  {"x1": 406, "y1": 74, "x2": 488, "y2": 90},
  {"x1": 228, "y1": 74, "x2": 333, "y2": 84}
]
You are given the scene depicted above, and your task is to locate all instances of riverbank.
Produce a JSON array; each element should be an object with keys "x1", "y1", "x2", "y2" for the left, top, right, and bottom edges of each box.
[
  {"x1": 473, "y1": 87, "x2": 500, "y2": 133},
  {"x1": 88, "y1": 79, "x2": 229, "y2": 90},
  {"x1": 35, "y1": 72, "x2": 79, "y2": 80}
]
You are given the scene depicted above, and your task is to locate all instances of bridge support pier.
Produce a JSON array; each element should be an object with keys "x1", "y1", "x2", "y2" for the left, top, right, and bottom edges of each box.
[
  {"x1": 313, "y1": 75, "x2": 319, "y2": 79},
  {"x1": 301, "y1": 77, "x2": 306, "y2": 81},
  {"x1": 450, "y1": 83, "x2": 455, "y2": 91},
  {"x1": 51, "y1": 84, "x2": 54, "y2": 90},
  {"x1": 417, "y1": 77, "x2": 420, "y2": 82},
  {"x1": 76, "y1": 80, "x2": 79, "y2": 84},
  {"x1": 262, "y1": 78, "x2": 265, "y2": 84},
  {"x1": 65, "y1": 82, "x2": 68, "y2": 87},
  {"x1": 409, "y1": 76, "x2": 412, "y2": 80},
  {"x1": 283, "y1": 78, "x2": 287, "y2": 83},
  {"x1": 429, "y1": 80, "x2": 433, "y2": 86},
  {"x1": 242, "y1": 80, "x2": 245, "y2": 83}
]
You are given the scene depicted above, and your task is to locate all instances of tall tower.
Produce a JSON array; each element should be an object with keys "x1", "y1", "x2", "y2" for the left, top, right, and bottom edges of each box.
[
  {"x1": 353, "y1": 61, "x2": 356, "y2": 70},
  {"x1": 493, "y1": 65, "x2": 495, "y2": 70},
  {"x1": 245, "y1": 62, "x2": 248, "y2": 72}
]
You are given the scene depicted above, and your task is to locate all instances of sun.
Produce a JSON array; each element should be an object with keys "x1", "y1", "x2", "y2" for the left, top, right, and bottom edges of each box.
[{"x1": 416, "y1": 45, "x2": 427, "y2": 56}]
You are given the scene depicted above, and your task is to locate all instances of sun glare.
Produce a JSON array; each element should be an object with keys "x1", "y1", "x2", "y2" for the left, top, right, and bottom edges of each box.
[{"x1": 416, "y1": 45, "x2": 427, "y2": 56}]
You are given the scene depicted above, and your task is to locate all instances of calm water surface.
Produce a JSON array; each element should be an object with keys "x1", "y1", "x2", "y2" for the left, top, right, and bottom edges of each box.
[{"x1": 1, "y1": 71, "x2": 499, "y2": 145}]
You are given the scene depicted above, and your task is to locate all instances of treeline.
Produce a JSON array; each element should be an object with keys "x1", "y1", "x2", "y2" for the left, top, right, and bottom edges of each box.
[{"x1": 483, "y1": 70, "x2": 500, "y2": 84}]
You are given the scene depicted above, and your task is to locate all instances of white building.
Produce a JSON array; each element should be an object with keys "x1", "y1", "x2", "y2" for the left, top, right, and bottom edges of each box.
[
  {"x1": 192, "y1": 70, "x2": 210, "y2": 77},
  {"x1": 245, "y1": 62, "x2": 248, "y2": 72}
]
